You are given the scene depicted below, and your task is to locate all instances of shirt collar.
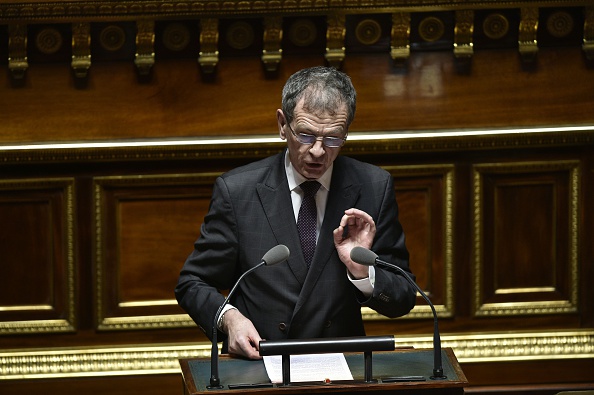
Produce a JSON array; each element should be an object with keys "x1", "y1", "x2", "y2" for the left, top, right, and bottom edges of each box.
[{"x1": 284, "y1": 150, "x2": 333, "y2": 193}]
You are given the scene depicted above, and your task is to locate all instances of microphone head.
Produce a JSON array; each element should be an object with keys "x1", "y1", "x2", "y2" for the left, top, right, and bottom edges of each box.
[
  {"x1": 350, "y1": 246, "x2": 378, "y2": 266},
  {"x1": 262, "y1": 244, "x2": 290, "y2": 266}
]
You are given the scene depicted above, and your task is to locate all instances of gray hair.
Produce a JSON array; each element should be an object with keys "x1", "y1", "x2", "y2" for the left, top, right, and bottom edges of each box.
[{"x1": 281, "y1": 66, "x2": 357, "y2": 127}]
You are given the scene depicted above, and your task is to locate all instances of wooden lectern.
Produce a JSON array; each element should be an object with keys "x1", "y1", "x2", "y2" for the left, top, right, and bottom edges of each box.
[{"x1": 179, "y1": 348, "x2": 468, "y2": 394}]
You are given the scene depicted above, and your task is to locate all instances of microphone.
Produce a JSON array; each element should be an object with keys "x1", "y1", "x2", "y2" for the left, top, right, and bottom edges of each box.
[
  {"x1": 350, "y1": 246, "x2": 446, "y2": 380},
  {"x1": 208, "y1": 244, "x2": 290, "y2": 389}
]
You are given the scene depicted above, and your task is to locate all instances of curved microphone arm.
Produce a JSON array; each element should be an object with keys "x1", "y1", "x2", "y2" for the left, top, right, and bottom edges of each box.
[
  {"x1": 209, "y1": 244, "x2": 290, "y2": 389},
  {"x1": 350, "y1": 246, "x2": 446, "y2": 380},
  {"x1": 209, "y1": 261, "x2": 265, "y2": 388}
]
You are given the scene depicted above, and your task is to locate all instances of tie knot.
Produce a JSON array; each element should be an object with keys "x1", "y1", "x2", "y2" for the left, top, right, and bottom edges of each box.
[{"x1": 300, "y1": 181, "x2": 321, "y2": 198}]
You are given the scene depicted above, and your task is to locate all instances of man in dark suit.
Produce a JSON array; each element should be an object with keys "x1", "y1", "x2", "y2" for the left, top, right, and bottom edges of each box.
[{"x1": 175, "y1": 66, "x2": 416, "y2": 360}]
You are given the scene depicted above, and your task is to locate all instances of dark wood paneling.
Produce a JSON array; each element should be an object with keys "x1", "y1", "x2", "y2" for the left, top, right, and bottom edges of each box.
[
  {"x1": 1, "y1": 48, "x2": 593, "y2": 144},
  {"x1": 391, "y1": 165, "x2": 453, "y2": 315},
  {"x1": 94, "y1": 174, "x2": 218, "y2": 329},
  {"x1": 0, "y1": 374, "x2": 183, "y2": 395},
  {"x1": 473, "y1": 161, "x2": 579, "y2": 316},
  {"x1": 0, "y1": 178, "x2": 75, "y2": 332}
]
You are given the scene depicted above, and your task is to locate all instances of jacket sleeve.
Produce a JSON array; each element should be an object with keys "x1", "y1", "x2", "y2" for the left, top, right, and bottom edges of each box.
[
  {"x1": 174, "y1": 176, "x2": 239, "y2": 340},
  {"x1": 362, "y1": 172, "x2": 417, "y2": 318}
]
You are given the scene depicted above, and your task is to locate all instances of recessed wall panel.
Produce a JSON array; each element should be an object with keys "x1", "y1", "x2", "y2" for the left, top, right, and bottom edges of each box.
[
  {"x1": 363, "y1": 165, "x2": 454, "y2": 320},
  {"x1": 94, "y1": 174, "x2": 219, "y2": 330},
  {"x1": 473, "y1": 161, "x2": 579, "y2": 316},
  {"x1": 0, "y1": 178, "x2": 76, "y2": 334}
]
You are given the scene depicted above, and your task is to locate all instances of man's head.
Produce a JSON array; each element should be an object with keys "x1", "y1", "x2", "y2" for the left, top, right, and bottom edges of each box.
[{"x1": 277, "y1": 66, "x2": 357, "y2": 180}]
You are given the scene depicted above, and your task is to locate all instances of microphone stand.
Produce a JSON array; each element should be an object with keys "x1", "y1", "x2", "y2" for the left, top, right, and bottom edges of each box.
[
  {"x1": 350, "y1": 246, "x2": 446, "y2": 380},
  {"x1": 207, "y1": 244, "x2": 290, "y2": 389},
  {"x1": 374, "y1": 257, "x2": 446, "y2": 380},
  {"x1": 208, "y1": 261, "x2": 265, "y2": 389}
]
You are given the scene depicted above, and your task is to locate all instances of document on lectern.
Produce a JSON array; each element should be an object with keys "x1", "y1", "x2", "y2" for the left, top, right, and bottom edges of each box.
[{"x1": 263, "y1": 353, "x2": 354, "y2": 383}]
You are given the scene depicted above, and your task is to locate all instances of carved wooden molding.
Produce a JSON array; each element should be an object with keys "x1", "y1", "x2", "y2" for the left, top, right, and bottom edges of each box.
[
  {"x1": 1, "y1": 1, "x2": 591, "y2": 81},
  {"x1": 364, "y1": 164, "x2": 455, "y2": 321},
  {"x1": 2, "y1": 126, "x2": 593, "y2": 165},
  {"x1": 0, "y1": 0, "x2": 588, "y2": 22},
  {"x1": 472, "y1": 160, "x2": 580, "y2": 317},
  {"x1": 0, "y1": 178, "x2": 77, "y2": 335},
  {"x1": 0, "y1": 330, "x2": 592, "y2": 379},
  {"x1": 71, "y1": 22, "x2": 91, "y2": 78},
  {"x1": 390, "y1": 12, "x2": 411, "y2": 62},
  {"x1": 93, "y1": 173, "x2": 220, "y2": 331}
]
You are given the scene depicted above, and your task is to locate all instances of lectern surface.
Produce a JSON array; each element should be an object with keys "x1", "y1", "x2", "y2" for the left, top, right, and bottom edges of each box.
[{"x1": 180, "y1": 348, "x2": 467, "y2": 394}]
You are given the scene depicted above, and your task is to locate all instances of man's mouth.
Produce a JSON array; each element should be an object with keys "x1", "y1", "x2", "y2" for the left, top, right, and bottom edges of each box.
[{"x1": 305, "y1": 162, "x2": 323, "y2": 169}]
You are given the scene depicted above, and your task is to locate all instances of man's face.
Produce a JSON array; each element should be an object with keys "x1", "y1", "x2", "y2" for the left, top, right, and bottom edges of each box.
[{"x1": 277, "y1": 99, "x2": 348, "y2": 180}]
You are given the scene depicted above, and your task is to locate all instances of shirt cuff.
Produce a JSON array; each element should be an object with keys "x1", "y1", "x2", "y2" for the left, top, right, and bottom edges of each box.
[
  {"x1": 216, "y1": 304, "x2": 237, "y2": 331},
  {"x1": 347, "y1": 266, "x2": 375, "y2": 297}
]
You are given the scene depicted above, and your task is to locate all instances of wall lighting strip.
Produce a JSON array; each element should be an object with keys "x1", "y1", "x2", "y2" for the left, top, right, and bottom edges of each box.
[{"x1": 1, "y1": 125, "x2": 593, "y2": 152}]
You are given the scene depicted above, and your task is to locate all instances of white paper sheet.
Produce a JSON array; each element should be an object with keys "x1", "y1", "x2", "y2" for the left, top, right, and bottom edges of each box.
[{"x1": 263, "y1": 353, "x2": 354, "y2": 383}]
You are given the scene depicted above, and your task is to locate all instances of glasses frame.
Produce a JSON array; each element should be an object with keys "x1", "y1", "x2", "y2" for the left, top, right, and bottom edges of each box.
[{"x1": 285, "y1": 122, "x2": 347, "y2": 148}]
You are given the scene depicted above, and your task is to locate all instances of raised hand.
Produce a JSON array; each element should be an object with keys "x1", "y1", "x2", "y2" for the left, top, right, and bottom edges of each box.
[{"x1": 332, "y1": 208, "x2": 376, "y2": 279}]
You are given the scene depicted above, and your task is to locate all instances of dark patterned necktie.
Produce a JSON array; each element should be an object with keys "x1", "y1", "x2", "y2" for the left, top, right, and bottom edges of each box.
[{"x1": 297, "y1": 181, "x2": 321, "y2": 268}]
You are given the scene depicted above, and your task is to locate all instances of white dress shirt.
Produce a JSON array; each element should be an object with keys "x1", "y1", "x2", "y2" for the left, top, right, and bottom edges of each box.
[{"x1": 284, "y1": 152, "x2": 375, "y2": 296}]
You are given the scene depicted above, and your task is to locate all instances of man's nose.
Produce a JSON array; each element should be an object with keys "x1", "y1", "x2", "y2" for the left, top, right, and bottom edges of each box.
[{"x1": 309, "y1": 140, "x2": 325, "y2": 156}]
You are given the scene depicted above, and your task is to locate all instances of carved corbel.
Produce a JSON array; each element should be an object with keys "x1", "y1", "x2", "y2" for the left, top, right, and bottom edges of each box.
[
  {"x1": 72, "y1": 22, "x2": 91, "y2": 79},
  {"x1": 325, "y1": 12, "x2": 346, "y2": 69},
  {"x1": 262, "y1": 17, "x2": 283, "y2": 73},
  {"x1": 584, "y1": 7, "x2": 594, "y2": 60},
  {"x1": 519, "y1": 7, "x2": 539, "y2": 63},
  {"x1": 454, "y1": 10, "x2": 474, "y2": 59},
  {"x1": 199, "y1": 18, "x2": 219, "y2": 74},
  {"x1": 8, "y1": 24, "x2": 28, "y2": 80},
  {"x1": 135, "y1": 19, "x2": 155, "y2": 77},
  {"x1": 390, "y1": 12, "x2": 411, "y2": 64}
]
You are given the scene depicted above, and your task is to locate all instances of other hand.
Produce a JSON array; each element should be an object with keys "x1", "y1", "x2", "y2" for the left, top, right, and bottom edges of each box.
[{"x1": 222, "y1": 308, "x2": 263, "y2": 360}]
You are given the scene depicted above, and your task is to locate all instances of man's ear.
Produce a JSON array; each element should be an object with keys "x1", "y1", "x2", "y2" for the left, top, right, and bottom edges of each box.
[{"x1": 276, "y1": 109, "x2": 287, "y2": 140}]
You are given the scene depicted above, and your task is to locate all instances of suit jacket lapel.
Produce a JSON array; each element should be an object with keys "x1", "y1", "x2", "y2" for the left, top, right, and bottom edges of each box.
[{"x1": 256, "y1": 152, "x2": 308, "y2": 285}]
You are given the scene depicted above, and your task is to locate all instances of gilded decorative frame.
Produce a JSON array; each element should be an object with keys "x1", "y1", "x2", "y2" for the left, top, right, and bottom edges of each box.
[
  {"x1": 362, "y1": 164, "x2": 455, "y2": 321},
  {"x1": 93, "y1": 173, "x2": 220, "y2": 331},
  {"x1": 0, "y1": 178, "x2": 76, "y2": 334},
  {"x1": 472, "y1": 160, "x2": 580, "y2": 317},
  {"x1": 1, "y1": 329, "x2": 592, "y2": 379}
]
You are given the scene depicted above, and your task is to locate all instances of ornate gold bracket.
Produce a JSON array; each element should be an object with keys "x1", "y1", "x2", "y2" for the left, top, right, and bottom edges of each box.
[
  {"x1": 325, "y1": 12, "x2": 346, "y2": 69},
  {"x1": 519, "y1": 7, "x2": 539, "y2": 62},
  {"x1": 454, "y1": 10, "x2": 474, "y2": 59},
  {"x1": 8, "y1": 24, "x2": 28, "y2": 80},
  {"x1": 262, "y1": 16, "x2": 283, "y2": 72},
  {"x1": 584, "y1": 7, "x2": 594, "y2": 60},
  {"x1": 391, "y1": 12, "x2": 411, "y2": 64},
  {"x1": 135, "y1": 20, "x2": 155, "y2": 77},
  {"x1": 72, "y1": 22, "x2": 91, "y2": 79},
  {"x1": 199, "y1": 18, "x2": 219, "y2": 74}
]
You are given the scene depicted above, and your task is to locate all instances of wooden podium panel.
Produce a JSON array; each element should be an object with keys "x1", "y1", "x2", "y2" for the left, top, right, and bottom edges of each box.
[{"x1": 179, "y1": 348, "x2": 467, "y2": 394}]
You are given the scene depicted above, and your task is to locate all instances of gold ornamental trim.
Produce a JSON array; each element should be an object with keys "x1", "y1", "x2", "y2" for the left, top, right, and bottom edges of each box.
[
  {"x1": 93, "y1": 173, "x2": 220, "y2": 331},
  {"x1": 1, "y1": 330, "x2": 592, "y2": 379},
  {"x1": 364, "y1": 164, "x2": 455, "y2": 320},
  {"x1": 0, "y1": 0, "x2": 590, "y2": 23},
  {"x1": 472, "y1": 160, "x2": 580, "y2": 317},
  {"x1": 0, "y1": 178, "x2": 77, "y2": 335},
  {"x1": 2, "y1": 126, "x2": 594, "y2": 165}
]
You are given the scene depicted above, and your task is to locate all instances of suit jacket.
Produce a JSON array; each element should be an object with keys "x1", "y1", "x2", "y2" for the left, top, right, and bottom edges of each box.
[{"x1": 175, "y1": 151, "x2": 416, "y2": 345}]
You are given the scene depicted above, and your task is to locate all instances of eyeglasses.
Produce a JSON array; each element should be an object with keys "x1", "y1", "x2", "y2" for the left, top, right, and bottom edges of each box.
[{"x1": 286, "y1": 122, "x2": 347, "y2": 148}]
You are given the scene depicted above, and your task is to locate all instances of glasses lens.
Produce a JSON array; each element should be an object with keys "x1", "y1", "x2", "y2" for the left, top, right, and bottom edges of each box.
[
  {"x1": 323, "y1": 137, "x2": 344, "y2": 148},
  {"x1": 297, "y1": 133, "x2": 316, "y2": 145}
]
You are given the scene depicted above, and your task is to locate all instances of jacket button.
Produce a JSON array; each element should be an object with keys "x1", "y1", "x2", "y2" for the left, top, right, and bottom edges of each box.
[
  {"x1": 378, "y1": 292, "x2": 391, "y2": 303},
  {"x1": 278, "y1": 323, "x2": 287, "y2": 332},
  {"x1": 324, "y1": 320, "x2": 332, "y2": 328}
]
